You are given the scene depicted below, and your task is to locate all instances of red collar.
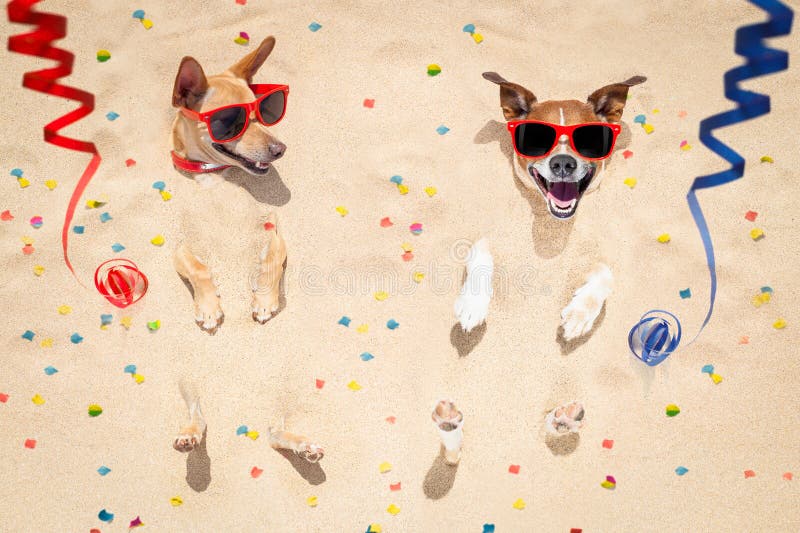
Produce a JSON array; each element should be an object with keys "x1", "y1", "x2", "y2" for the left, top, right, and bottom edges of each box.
[{"x1": 170, "y1": 150, "x2": 231, "y2": 173}]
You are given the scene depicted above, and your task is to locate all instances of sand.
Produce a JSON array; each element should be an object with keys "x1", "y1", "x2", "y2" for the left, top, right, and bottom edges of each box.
[{"x1": 1, "y1": 0, "x2": 799, "y2": 531}]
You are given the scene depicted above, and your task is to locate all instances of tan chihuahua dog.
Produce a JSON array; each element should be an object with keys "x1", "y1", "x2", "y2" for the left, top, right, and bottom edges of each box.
[{"x1": 170, "y1": 37, "x2": 288, "y2": 333}]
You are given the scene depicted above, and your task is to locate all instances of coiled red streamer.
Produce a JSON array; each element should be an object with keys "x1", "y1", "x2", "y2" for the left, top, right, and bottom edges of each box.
[{"x1": 7, "y1": 0, "x2": 102, "y2": 282}]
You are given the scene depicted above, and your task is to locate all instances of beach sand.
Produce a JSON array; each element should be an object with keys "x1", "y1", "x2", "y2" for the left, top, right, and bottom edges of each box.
[{"x1": 1, "y1": 0, "x2": 799, "y2": 531}]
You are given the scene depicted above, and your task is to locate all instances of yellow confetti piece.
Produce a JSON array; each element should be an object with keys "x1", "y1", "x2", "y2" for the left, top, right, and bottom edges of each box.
[
  {"x1": 642, "y1": 123, "x2": 654, "y2": 134},
  {"x1": 652, "y1": 108, "x2": 660, "y2": 114},
  {"x1": 397, "y1": 184, "x2": 409, "y2": 195},
  {"x1": 133, "y1": 373, "x2": 145, "y2": 384},
  {"x1": 44, "y1": 179, "x2": 57, "y2": 190},
  {"x1": 151, "y1": 234, "x2": 165, "y2": 246},
  {"x1": 710, "y1": 373, "x2": 723, "y2": 384},
  {"x1": 356, "y1": 324, "x2": 369, "y2": 333},
  {"x1": 57, "y1": 305, "x2": 72, "y2": 315},
  {"x1": 246, "y1": 430, "x2": 260, "y2": 440},
  {"x1": 512, "y1": 498, "x2": 526, "y2": 510},
  {"x1": 400, "y1": 243, "x2": 413, "y2": 253},
  {"x1": 750, "y1": 228, "x2": 765, "y2": 240},
  {"x1": 386, "y1": 504, "x2": 400, "y2": 516},
  {"x1": 40, "y1": 338, "x2": 53, "y2": 348},
  {"x1": 424, "y1": 186, "x2": 437, "y2": 197},
  {"x1": 472, "y1": 32, "x2": 484, "y2": 44},
  {"x1": 412, "y1": 272, "x2": 424, "y2": 283},
  {"x1": 657, "y1": 233, "x2": 671, "y2": 243},
  {"x1": 751, "y1": 292, "x2": 771, "y2": 307},
  {"x1": 21, "y1": 235, "x2": 34, "y2": 245},
  {"x1": 306, "y1": 496, "x2": 318, "y2": 507},
  {"x1": 623, "y1": 177, "x2": 637, "y2": 188},
  {"x1": 141, "y1": 18, "x2": 153, "y2": 29},
  {"x1": 379, "y1": 462, "x2": 392, "y2": 473},
  {"x1": 170, "y1": 497, "x2": 183, "y2": 507},
  {"x1": 374, "y1": 291, "x2": 389, "y2": 301},
  {"x1": 347, "y1": 380, "x2": 362, "y2": 391},
  {"x1": 368, "y1": 525, "x2": 382, "y2": 533},
  {"x1": 18, "y1": 177, "x2": 30, "y2": 188},
  {"x1": 85, "y1": 199, "x2": 105, "y2": 209},
  {"x1": 121, "y1": 316, "x2": 133, "y2": 329},
  {"x1": 33, "y1": 265, "x2": 45, "y2": 276},
  {"x1": 160, "y1": 190, "x2": 172, "y2": 201},
  {"x1": 680, "y1": 143, "x2": 692, "y2": 151},
  {"x1": 773, "y1": 318, "x2": 786, "y2": 329},
  {"x1": 335, "y1": 206, "x2": 349, "y2": 217},
  {"x1": 760, "y1": 155, "x2": 774, "y2": 163},
  {"x1": 32, "y1": 394, "x2": 45, "y2": 405}
]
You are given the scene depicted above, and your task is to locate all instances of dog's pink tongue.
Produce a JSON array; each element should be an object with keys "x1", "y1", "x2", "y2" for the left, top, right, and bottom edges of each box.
[{"x1": 547, "y1": 182, "x2": 578, "y2": 208}]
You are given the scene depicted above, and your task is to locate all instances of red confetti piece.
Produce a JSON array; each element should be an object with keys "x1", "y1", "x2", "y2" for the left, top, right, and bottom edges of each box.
[
  {"x1": 125, "y1": 158, "x2": 136, "y2": 167},
  {"x1": 380, "y1": 217, "x2": 393, "y2": 227},
  {"x1": 0, "y1": 393, "x2": 8, "y2": 403},
  {"x1": 571, "y1": 529, "x2": 583, "y2": 533},
  {"x1": 622, "y1": 150, "x2": 633, "y2": 159},
  {"x1": 401, "y1": 252, "x2": 414, "y2": 262},
  {"x1": 738, "y1": 335, "x2": 750, "y2": 344},
  {"x1": 783, "y1": 472, "x2": 793, "y2": 481},
  {"x1": 236, "y1": 0, "x2": 247, "y2": 4},
  {"x1": 24, "y1": 438, "x2": 36, "y2": 449},
  {"x1": 363, "y1": 99, "x2": 375, "y2": 108},
  {"x1": 90, "y1": 529, "x2": 101, "y2": 533},
  {"x1": 744, "y1": 470, "x2": 756, "y2": 478},
  {"x1": 508, "y1": 464, "x2": 520, "y2": 474},
  {"x1": 678, "y1": 110, "x2": 688, "y2": 118},
  {"x1": 389, "y1": 482, "x2": 401, "y2": 491},
  {"x1": 602, "y1": 439, "x2": 614, "y2": 449},
  {"x1": 315, "y1": 379, "x2": 325, "y2": 389},
  {"x1": 1, "y1": 210, "x2": 13, "y2": 221},
  {"x1": 250, "y1": 466, "x2": 263, "y2": 478},
  {"x1": 744, "y1": 210, "x2": 758, "y2": 222},
  {"x1": 264, "y1": 222, "x2": 275, "y2": 231},
  {"x1": 385, "y1": 416, "x2": 396, "y2": 424},
  {"x1": 22, "y1": 244, "x2": 35, "y2": 255}
]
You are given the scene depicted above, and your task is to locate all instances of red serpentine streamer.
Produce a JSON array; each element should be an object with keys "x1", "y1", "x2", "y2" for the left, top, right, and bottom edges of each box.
[{"x1": 7, "y1": 0, "x2": 102, "y2": 283}]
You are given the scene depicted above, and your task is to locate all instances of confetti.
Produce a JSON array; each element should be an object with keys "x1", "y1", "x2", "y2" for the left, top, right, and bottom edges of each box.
[
  {"x1": 483, "y1": 526, "x2": 496, "y2": 533},
  {"x1": 760, "y1": 155, "x2": 774, "y2": 163},
  {"x1": 678, "y1": 110, "x2": 688, "y2": 118},
  {"x1": 101, "y1": 314, "x2": 113, "y2": 327},
  {"x1": 702, "y1": 364, "x2": 714, "y2": 374},
  {"x1": 129, "y1": 516, "x2": 143, "y2": 528},
  {"x1": 306, "y1": 496, "x2": 318, "y2": 507},
  {"x1": 57, "y1": 305, "x2": 72, "y2": 315},
  {"x1": 234, "y1": 32, "x2": 250, "y2": 45},
  {"x1": 386, "y1": 504, "x2": 400, "y2": 515},
  {"x1": 96, "y1": 50, "x2": 111, "y2": 62},
  {"x1": 133, "y1": 374, "x2": 145, "y2": 384},
  {"x1": 424, "y1": 186, "x2": 437, "y2": 197},
  {"x1": 750, "y1": 228, "x2": 765, "y2": 240},
  {"x1": 374, "y1": 291, "x2": 389, "y2": 301},
  {"x1": 151, "y1": 234, "x2": 165, "y2": 246},
  {"x1": 44, "y1": 366, "x2": 58, "y2": 376},
  {"x1": 152, "y1": 181, "x2": 166, "y2": 191},
  {"x1": 99, "y1": 212, "x2": 112, "y2": 222},
  {"x1": 73, "y1": 225, "x2": 85, "y2": 234},
  {"x1": 463, "y1": 23, "x2": 475, "y2": 33},
  {"x1": 472, "y1": 33, "x2": 484, "y2": 44},
  {"x1": 70, "y1": 333, "x2": 83, "y2": 344},
  {"x1": 263, "y1": 221, "x2": 275, "y2": 231},
  {"x1": 88, "y1": 404, "x2": 103, "y2": 417},
  {"x1": 121, "y1": 316, "x2": 133, "y2": 329},
  {"x1": 0, "y1": 393, "x2": 8, "y2": 403},
  {"x1": 379, "y1": 461, "x2": 392, "y2": 474},
  {"x1": 783, "y1": 472, "x2": 793, "y2": 481},
  {"x1": 400, "y1": 242, "x2": 413, "y2": 252},
  {"x1": 21, "y1": 235, "x2": 33, "y2": 245},
  {"x1": 40, "y1": 338, "x2": 53, "y2": 348},
  {"x1": 44, "y1": 179, "x2": 57, "y2": 190},
  {"x1": 680, "y1": 140, "x2": 691, "y2": 150},
  {"x1": 773, "y1": 318, "x2": 786, "y2": 329},
  {"x1": 25, "y1": 438, "x2": 37, "y2": 449},
  {"x1": 363, "y1": 99, "x2": 375, "y2": 108},
  {"x1": 111, "y1": 243, "x2": 125, "y2": 253},
  {"x1": 675, "y1": 466, "x2": 689, "y2": 476},
  {"x1": 33, "y1": 265, "x2": 45, "y2": 276},
  {"x1": 368, "y1": 525, "x2": 382, "y2": 533},
  {"x1": 397, "y1": 184, "x2": 409, "y2": 195},
  {"x1": 642, "y1": 123, "x2": 654, "y2": 134},
  {"x1": 385, "y1": 416, "x2": 396, "y2": 424},
  {"x1": 250, "y1": 466, "x2": 263, "y2": 478},
  {"x1": 22, "y1": 244, "x2": 34, "y2": 255},
  {"x1": 335, "y1": 206, "x2": 349, "y2": 217},
  {"x1": 602, "y1": 439, "x2": 614, "y2": 449},
  {"x1": 356, "y1": 324, "x2": 369, "y2": 333},
  {"x1": 360, "y1": 352, "x2": 374, "y2": 362},
  {"x1": 106, "y1": 111, "x2": 119, "y2": 121},
  {"x1": 30, "y1": 216, "x2": 43, "y2": 228},
  {"x1": 308, "y1": 22, "x2": 322, "y2": 32},
  {"x1": 170, "y1": 496, "x2": 183, "y2": 506},
  {"x1": 10, "y1": 168, "x2": 23, "y2": 177},
  {"x1": 347, "y1": 381, "x2": 362, "y2": 391},
  {"x1": 679, "y1": 288, "x2": 691, "y2": 299},
  {"x1": 436, "y1": 125, "x2": 450, "y2": 135},
  {"x1": 141, "y1": 18, "x2": 153, "y2": 30},
  {"x1": 132, "y1": 9, "x2": 145, "y2": 19},
  {"x1": 409, "y1": 222, "x2": 423, "y2": 235},
  {"x1": 739, "y1": 335, "x2": 750, "y2": 344},
  {"x1": 247, "y1": 430, "x2": 259, "y2": 440},
  {"x1": 390, "y1": 175, "x2": 403, "y2": 185},
  {"x1": 98, "y1": 509, "x2": 114, "y2": 522},
  {"x1": 1, "y1": 210, "x2": 13, "y2": 221},
  {"x1": 380, "y1": 217, "x2": 393, "y2": 227},
  {"x1": 18, "y1": 177, "x2": 30, "y2": 188},
  {"x1": 665, "y1": 404, "x2": 680, "y2": 417},
  {"x1": 160, "y1": 190, "x2": 172, "y2": 201},
  {"x1": 412, "y1": 272, "x2": 424, "y2": 283},
  {"x1": 386, "y1": 319, "x2": 399, "y2": 330},
  {"x1": 508, "y1": 464, "x2": 520, "y2": 474},
  {"x1": 338, "y1": 316, "x2": 351, "y2": 327},
  {"x1": 744, "y1": 470, "x2": 756, "y2": 478},
  {"x1": 600, "y1": 475, "x2": 616, "y2": 489},
  {"x1": 22, "y1": 330, "x2": 35, "y2": 341},
  {"x1": 710, "y1": 373, "x2": 723, "y2": 384},
  {"x1": 512, "y1": 498, "x2": 526, "y2": 510},
  {"x1": 97, "y1": 466, "x2": 111, "y2": 476},
  {"x1": 657, "y1": 233, "x2": 671, "y2": 243},
  {"x1": 633, "y1": 114, "x2": 646, "y2": 124},
  {"x1": 147, "y1": 320, "x2": 160, "y2": 331},
  {"x1": 125, "y1": 158, "x2": 136, "y2": 167},
  {"x1": 124, "y1": 364, "x2": 137, "y2": 374},
  {"x1": 622, "y1": 150, "x2": 633, "y2": 159},
  {"x1": 32, "y1": 394, "x2": 45, "y2": 405},
  {"x1": 623, "y1": 177, "x2": 637, "y2": 188},
  {"x1": 427, "y1": 64, "x2": 441, "y2": 76},
  {"x1": 389, "y1": 482, "x2": 401, "y2": 491},
  {"x1": 315, "y1": 379, "x2": 325, "y2": 389}
]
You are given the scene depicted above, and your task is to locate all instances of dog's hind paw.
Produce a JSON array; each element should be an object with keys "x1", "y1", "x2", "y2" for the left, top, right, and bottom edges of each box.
[
  {"x1": 193, "y1": 278, "x2": 224, "y2": 335},
  {"x1": 454, "y1": 239, "x2": 494, "y2": 332},
  {"x1": 560, "y1": 264, "x2": 612, "y2": 341}
]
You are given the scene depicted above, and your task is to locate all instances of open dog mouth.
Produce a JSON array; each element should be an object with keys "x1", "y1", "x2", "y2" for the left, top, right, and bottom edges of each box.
[
  {"x1": 529, "y1": 166, "x2": 595, "y2": 219},
  {"x1": 212, "y1": 143, "x2": 272, "y2": 175}
]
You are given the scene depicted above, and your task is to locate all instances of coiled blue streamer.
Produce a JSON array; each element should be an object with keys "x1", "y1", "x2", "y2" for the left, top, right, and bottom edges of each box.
[{"x1": 629, "y1": 0, "x2": 793, "y2": 366}]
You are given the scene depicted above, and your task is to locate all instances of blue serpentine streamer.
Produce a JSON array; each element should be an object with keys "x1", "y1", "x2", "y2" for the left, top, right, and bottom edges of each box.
[{"x1": 629, "y1": 0, "x2": 793, "y2": 366}]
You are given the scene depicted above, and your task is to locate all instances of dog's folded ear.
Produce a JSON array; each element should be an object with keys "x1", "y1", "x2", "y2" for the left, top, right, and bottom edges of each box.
[
  {"x1": 228, "y1": 36, "x2": 276, "y2": 84},
  {"x1": 173, "y1": 57, "x2": 209, "y2": 110},
  {"x1": 587, "y1": 75, "x2": 647, "y2": 123},
  {"x1": 482, "y1": 72, "x2": 537, "y2": 121}
]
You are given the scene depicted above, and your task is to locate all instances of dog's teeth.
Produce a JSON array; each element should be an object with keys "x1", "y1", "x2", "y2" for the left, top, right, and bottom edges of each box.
[{"x1": 256, "y1": 161, "x2": 269, "y2": 169}]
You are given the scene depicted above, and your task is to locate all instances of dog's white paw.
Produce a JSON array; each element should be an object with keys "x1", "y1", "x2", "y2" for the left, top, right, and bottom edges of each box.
[
  {"x1": 560, "y1": 264, "x2": 612, "y2": 341},
  {"x1": 454, "y1": 238, "x2": 493, "y2": 332},
  {"x1": 251, "y1": 290, "x2": 279, "y2": 324}
]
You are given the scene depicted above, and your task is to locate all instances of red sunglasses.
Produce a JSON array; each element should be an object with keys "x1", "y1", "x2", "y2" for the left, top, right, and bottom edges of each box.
[
  {"x1": 180, "y1": 84, "x2": 289, "y2": 143},
  {"x1": 507, "y1": 120, "x2": 621, "y2": 161}
]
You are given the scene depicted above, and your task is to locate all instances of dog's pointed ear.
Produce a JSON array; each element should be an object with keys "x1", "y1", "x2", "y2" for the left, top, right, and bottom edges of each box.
[
  {"x1": 587, "y1": 75, "x2": 647, "y2": 123},
  {"x1": 172, "y1": 57, "x2": 209, "y2": 110},
  {"x1": 228, "y1": 36, "x2": 276, "y2": 83},
  {"x1": 483, "y1": 72, "x2": 537, "y2": 121}
]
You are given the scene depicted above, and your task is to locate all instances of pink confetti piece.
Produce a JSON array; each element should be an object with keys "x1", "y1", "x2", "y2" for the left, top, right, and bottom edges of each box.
[
  {"x1": 744, "y1": 470, "x2": 756, "y2": 478},
  {"x1": 363, "y1": 99, "x2": 375, "y2": 108},
  {"x1": 129, "y1": 516, "x2": 143, "y2": 528},
  {"x1": 622, "y1": 150, "x2": 633, "y2": 159},
  {"x1": 744, "y1": 210, "x2": 758, "y2": 222},
  {"x1": 239, "y1": 31, "x2": 249, "y2": 40},
  {"x1": 508, "y1": 464, "x2": 520, "y2": 474},
  {"x1": 251, "y1": 466, "x2": 263, "y2": 478},
  {"x1": 389, "y1": 482, "x2": 401, "y2": 491},
  {"x1": 679, "y1": 140, "x2": 688, "y2": 148},
  {"x1": 380, "y1": 217, "x2": 393, "y2": 227},
  {"x1": 602, "y1": 439, "x2": 614, "y2": 449}
]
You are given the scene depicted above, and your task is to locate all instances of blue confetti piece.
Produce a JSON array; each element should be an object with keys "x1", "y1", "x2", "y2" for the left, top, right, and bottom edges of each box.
[
  {"x1": 22, "y1": 330, "x2": 35, "y2": 341},
  {"x1": 701, "y1": 364, "x2": 714, "y2": 374},
  {"x1": 386, "y1": 319, "x2": 399, "y2": 330},
  {"x1": 760, "y1": 286, "x2": 773, "y2": 293},
  {"x1": 633, "y1": 114, "x2": 647, "y2": 124},
  {"x1": 236, "y1": 425, "x2": 249, "y2": 436},
  {"x1": 70, "y1": 333, "x2": 83, "y2": 344},
  {"x1": 679, "y1": 288, "x2": 692, "y2": 299},
  {"x1": 101, "y1": 314, "x2": 113, "y2": 326},
  {"x1": 99, "y1": 212, "x2": 112, "y2": 222},
  {"x1": 10, "y1": 168, "x2": 23, "y2": 177},
  {"x1": 436, "y1": 125, "x2": 450, "y2": 135},
  {"x1": 111, "y1": 243, "x2": 125, "y2": 253},
  {"x1": 338, "y1": 316, "x2": 351, "y2": 327},
  {"x1": 152, "y1": 181, "x2": 166, "y2": 191},
  {"x1": 308, "y1": 22, "x2": 322, "y2": 32},
  {"x1": 124, "y1": 364, "x2": 137, "y2": 374},
  {"x1": 106, "y1": 111, "x2": 119, "y2": 121},
  {"x1": 675, "y1": 466, "x2": 689, "y2": 476},
  {"x1": 132, "y1": 9, "x2": 145, "y2": 19},
  {"x1": 360, "y1": 352, "x2": 374, "y2": 362},
  {"x1": 73, "y1": 225, "x2": 85, "y2": 234},
  {"x1": 97, "y1": 466, "x2": 111, "y2": 476},
  {"x1": 483, "y1": 525, "x2": 496, "y2": 533},
  {"x1": 44, "y1": 366, "x2": 58, "y2": 375},
  {"x1": 98, "y1": 509, "x2": 114, "y2": 522},
  {"x1": 390, "y1": 175, "x2": 403, "y2": 185},
  {"x1": 463, "y1": 23, "x2": 475, "y2": 33}
]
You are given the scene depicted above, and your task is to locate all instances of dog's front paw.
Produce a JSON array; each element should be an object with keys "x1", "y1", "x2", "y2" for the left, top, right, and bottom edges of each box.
[
  {"x1": 454, "y1": 239, "x2": 494, "y2": 332},
  {"x1": 193, "y1": 278, "x2": 224, "y2": 335},
  {"x1": 251, "y1": 287, "x2": 279, "y2": 324},
  {"x1": 560, "y1": 264, "x2": 612, "y2": 341},
  {"x1": 454, "y1": 291, "x2": 490, "y2": 333}
]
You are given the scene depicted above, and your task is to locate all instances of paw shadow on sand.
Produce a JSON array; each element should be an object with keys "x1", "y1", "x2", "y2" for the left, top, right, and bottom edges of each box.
[
  {"x1": 556, "y1": 305, "x2": 607, "y2": 356},
  {"x1": 544, "y1": 431, "x2": 580, "y2": 456},
  {"x1": 423, "y1": 446, "x2": 459, "y2": 500},
  {"x1": 275, "y1": 449, "x2": 326, "y2": 485},
  {"x1": 186, "y1": 429, "x2": 211, "y2": 492},
  {"x1": 450, "y1": 322, "x2": 487, "y2": 357},
  {"x1": 474, "y1": 120, "x2": 574, "y2": 259}
]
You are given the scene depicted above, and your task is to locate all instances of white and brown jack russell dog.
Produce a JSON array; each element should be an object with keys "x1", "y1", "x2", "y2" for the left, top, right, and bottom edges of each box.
[{"x1": 454, "y1": 72, "x2": 646, "y2": 342}]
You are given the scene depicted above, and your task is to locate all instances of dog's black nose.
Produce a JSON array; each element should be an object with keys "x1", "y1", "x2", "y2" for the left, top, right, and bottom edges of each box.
[
  {"x1": 549, "y1": 154, "x2": 577, "y2": 178},
  {"x1": 269, "y1": 142, "x2": 286, "y2": 159}
]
